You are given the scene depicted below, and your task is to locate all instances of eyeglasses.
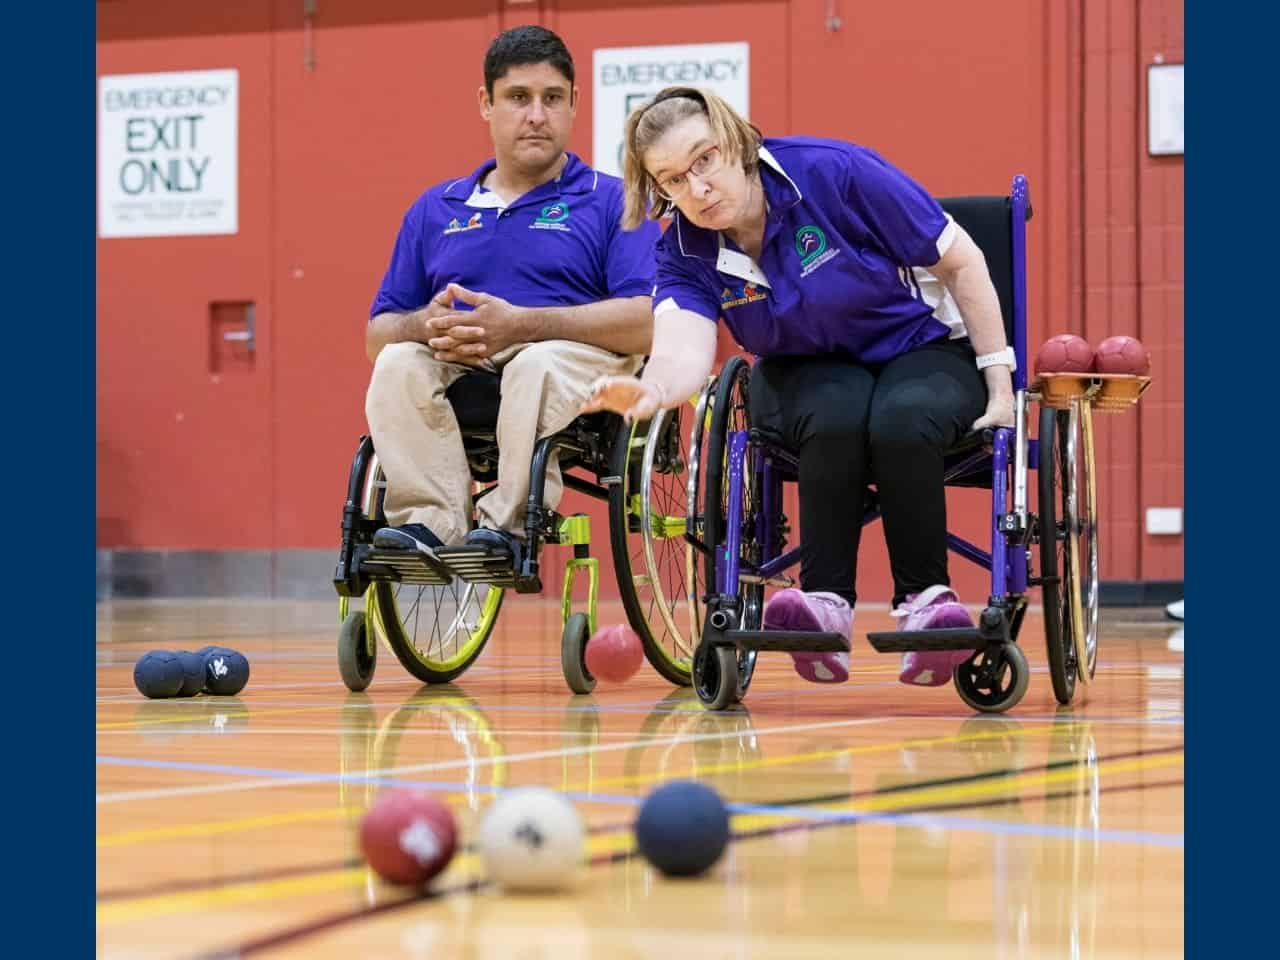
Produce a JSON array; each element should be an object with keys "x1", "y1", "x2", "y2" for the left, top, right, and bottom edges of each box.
[{"x1": 653, "y1": 146, "x2": 723, "y2": 200}]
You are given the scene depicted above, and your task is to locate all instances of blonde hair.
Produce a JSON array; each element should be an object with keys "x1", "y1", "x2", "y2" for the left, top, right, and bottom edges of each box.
[{"x1": 620, "y1": 86, "x2": 763, "y2": 230}]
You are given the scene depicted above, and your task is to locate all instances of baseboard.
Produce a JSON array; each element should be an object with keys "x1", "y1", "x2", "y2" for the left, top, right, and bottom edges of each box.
[
  {"x1": 1098, "y1": 580, "x2": 1183, "y2": 607},
  {"x1": 97, "y1": 549, "x2": 337, "y2": 600}
]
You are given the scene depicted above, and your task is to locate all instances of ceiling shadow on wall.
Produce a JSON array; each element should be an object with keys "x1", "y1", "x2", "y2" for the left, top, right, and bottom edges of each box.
[
  {"x1": 98, "y1": 0, "x2": 780, "y2": 43},
  {"x1": 99, "y1": 0, "x2": 486, "y2": 43}
]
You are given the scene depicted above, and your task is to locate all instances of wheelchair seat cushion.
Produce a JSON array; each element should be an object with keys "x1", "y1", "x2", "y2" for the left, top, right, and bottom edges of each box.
[
  {"x1": 446, "y1": 371, "x2": 503, "y2": 432},
  {"x1": 747, "y1": 423, "x2": 995, "y2": 488}
]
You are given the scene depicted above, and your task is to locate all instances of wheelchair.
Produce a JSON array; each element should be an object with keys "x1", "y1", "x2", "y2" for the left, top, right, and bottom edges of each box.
[
  {"x1": 634, "y1": 174, "x2": 1146, "y2": 713},
  {"x1": 331, "y1": 364, "x2": 704, "y2": 694}
]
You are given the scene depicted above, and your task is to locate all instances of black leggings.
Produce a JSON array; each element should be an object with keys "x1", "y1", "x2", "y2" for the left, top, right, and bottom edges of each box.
[{"x1": 746, "y1": 338, "x2": 988, "y2": 609}]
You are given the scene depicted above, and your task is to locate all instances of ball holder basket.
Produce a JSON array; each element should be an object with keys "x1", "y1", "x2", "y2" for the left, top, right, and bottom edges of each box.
[{"x1": 1033, "y1": 372, "x2": 1152, "y2": 413}]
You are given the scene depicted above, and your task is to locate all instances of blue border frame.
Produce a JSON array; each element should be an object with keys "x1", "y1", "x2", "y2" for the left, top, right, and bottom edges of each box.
[
  {"x1": 1187, "y1": 6, "x2": 1269, "y2": 955},
  {"x1": 3, "y1": 4, "x2": 94, "y2": 953}
]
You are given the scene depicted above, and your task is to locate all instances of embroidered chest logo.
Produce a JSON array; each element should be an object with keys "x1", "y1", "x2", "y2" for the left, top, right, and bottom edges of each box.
[
  {"x1": 795, "y1": 224, "x2": 839, "y2": 277},
  {"x1": 720, "y1": 283, "x2": 769, "y2": 310},
  {"x1": 531, "y1": 202, "x2": 571, "y2": 232},
  {"x1": 443, "y1": 212, "x2": 484, "y2": 235}
]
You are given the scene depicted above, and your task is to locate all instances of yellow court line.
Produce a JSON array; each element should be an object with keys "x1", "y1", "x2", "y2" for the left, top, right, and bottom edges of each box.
[
  {"x1": 98, "y1": 752, "x2": 1181, "y2": 923},
  {"x1": 97, "y1": 722, "x2": 1171, "y2": 848},
  {"x1": 98, "y1": 807, "x2": 363, "y2": 848},
  {"x1": 100, "y1": 829, "x2": 619, "y2": 924},
  {"x1": 99, "y1": 792, "x2": 482, "y2": 850},
  {"x1": 836, "y1": 752, "x2": 1182, "y2": 814},
  {"x1": 99, "y1": 739, "x2": 1177, "y2": 855},
  {"x1": 707, "y1": 751, "x2": 1182, "y2": 827},
  {"x1": 574, "y1": 721, "x2": 1069, "y2": 793},
  {"x1": 98, "y1": 865, "x2": 372, "y2": 924}
]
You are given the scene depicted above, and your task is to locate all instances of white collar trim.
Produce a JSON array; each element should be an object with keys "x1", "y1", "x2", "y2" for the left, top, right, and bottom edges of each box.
[
  {"x1": 463, "y1": 185, "x2": 507, "y2": 210},
  {"x1": 716, "y1": 236, "x2": 771, "y2": 288},
  {"x1": 757, "y1": 145, "x2": 803, "y2": 203}
]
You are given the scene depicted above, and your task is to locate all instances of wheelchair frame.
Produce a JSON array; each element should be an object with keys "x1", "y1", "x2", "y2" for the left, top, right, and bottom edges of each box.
[
  {"x1": 332, "y1": 411, "x2": 623, "y2": 692},
  {"x1": 332, "y1": 387, "x2": 706, "y2": 696},
  {"x1": 677, "y1": 175, "x2": 1110, "y2": 713}
]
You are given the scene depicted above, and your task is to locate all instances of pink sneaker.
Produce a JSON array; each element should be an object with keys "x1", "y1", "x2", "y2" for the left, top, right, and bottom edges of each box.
[
  {"x1": 762, "y1": 588, "x2": 852, "y2": 684},
  {"x1": 894, "y1": 585, "x2": 974, "y2": 687}
]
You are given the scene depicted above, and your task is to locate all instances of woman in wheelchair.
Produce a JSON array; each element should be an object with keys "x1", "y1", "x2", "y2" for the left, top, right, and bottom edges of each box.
[{"x1": 584, "y1": 86, "x2": 1017, "y2": 687}]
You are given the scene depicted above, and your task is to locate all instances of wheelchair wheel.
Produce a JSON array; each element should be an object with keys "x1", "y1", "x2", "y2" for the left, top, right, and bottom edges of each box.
[
  {"x1": 608, "y1": 409, "x2": 703, "y2": 686},
  {"x1": 1070, "y1": 401, "x2": 1100, "y2": 684},
  {"x1": 701, "y1": 356, "x2": 762, "y2": 700},
  {"x1": 1037, "y1": 404, "x2": 1100, "y2": 704},
  {"x1": 560, "y1": 612, "x2": 596, "y2": 695},
  {"x1": 953, "y1": 644, "x2": 1030, "y2": 713},
  {"x1": 358, "y1": 458, "x2": 504, "y2": 684},
  {"x1": 693, "y1": 639, "x2": 740, "y2": 711},
  {"x1": 338, "y1": 609, "x2": 376, "y2": 692},
  {"x1": 369, "y1": 580, "x2": 503, "y2": 684}
]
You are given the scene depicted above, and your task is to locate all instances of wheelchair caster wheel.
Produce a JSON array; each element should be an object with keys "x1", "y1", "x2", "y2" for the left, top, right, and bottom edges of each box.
[
  {"x1": 338, "y1": 609, "x2": 376, "y2": 692},
  {"x1": 953, "y1": 643, "x2": 1029, "y2": 714},
  {"x1": 693, "y1": 641, "x2": 739, "y2": 711},
  {"x1": 561, "y1": 613, "x2": 596, "y2": 695}
]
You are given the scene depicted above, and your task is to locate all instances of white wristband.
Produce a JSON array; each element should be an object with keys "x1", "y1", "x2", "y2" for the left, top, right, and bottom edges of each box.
[
  {"x1": 647, "y1": 380, "x2": 669, "y2": 408},
  {"x1": 976, "y1": 347, "x2": 1016, "y2": 372}
]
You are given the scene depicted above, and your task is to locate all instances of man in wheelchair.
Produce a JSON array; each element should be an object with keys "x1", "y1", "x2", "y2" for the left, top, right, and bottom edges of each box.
[
  {"x1": 364, "y1": 26, "x2": 660, "y2": 573},
  {"x1": 585, "y1": 86, "x2": 1017, "y2": 688}
]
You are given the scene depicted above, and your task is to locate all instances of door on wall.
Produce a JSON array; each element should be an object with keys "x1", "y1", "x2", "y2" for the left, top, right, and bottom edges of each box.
[{"x1": 97, "y1": 2, "x2": 275, "y2": 550}]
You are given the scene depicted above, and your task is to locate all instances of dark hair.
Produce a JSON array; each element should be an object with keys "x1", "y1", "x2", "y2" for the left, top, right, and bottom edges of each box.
[{"x1": 483, "y1": 25, "x2": 575, "y2": 97}]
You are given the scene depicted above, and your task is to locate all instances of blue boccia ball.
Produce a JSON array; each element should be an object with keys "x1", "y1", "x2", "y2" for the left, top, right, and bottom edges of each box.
[
  {"x1": 203, "y1": 649, "x2": 250, "y2": 696},
  {"x1": 133, "y1": 651, "x2": 185, "y2": 699},
  {"x1": 175, "y1": 651, "x2": 206, "y2": 697},
  {"x1": 634, "y1": 780, "x2": 730, "y2": 876}
]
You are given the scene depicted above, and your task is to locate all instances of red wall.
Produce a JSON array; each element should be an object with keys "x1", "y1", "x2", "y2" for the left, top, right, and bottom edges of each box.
[{"x1": 97, "y1": 0, "x2": 1184, "y2": 597}]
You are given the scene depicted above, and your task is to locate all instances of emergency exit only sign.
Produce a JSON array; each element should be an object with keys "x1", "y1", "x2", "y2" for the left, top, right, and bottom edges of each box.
[{"x1": 98, "y1": 69, "x2": 238, "y2": 238}]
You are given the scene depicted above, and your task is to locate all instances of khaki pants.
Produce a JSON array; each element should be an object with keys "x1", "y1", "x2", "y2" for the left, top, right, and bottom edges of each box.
[{"x1": 365, "y1": 340, "x2": 640, "y2": 545}]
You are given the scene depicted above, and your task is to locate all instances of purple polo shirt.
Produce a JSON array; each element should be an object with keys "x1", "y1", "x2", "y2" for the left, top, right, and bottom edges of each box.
[
  {"x1": 651, "y1": 137, "x2": 962, "y2": 363},
  {"x1": 371, "y1": 152, "x2": 659, "y2": 318}
]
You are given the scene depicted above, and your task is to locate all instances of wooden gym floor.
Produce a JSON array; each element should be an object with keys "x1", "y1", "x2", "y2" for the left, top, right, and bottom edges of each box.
[{"x1": 97, "y1": 597, "x2": 1184, "y2": 959}]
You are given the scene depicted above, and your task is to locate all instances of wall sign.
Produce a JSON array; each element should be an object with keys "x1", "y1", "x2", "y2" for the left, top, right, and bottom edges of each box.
[
  {"x1": 98, "y1": 69, "x2": 239, "y2": 238},
  {"x1": 1148, "y1": 63, "x2": 1184, "y2": 157},
  {"x1": 592, "y1": 43, "x2": 749, "y2": 178}
]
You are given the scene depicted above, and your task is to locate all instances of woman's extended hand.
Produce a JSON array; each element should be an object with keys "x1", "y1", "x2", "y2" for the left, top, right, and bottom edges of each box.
[{"x1": 581, "y1": 375, "x2": 665, "y2": 423}]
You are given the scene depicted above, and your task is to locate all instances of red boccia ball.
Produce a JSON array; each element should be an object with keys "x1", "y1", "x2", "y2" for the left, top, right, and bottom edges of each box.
[
  {"x1": 1093, "y1": 335, "x2": 1150, "y2": 375},
  {"x1": 584, "y1": 624, "x2": 644, "y2": 684},
  {"x1": 1034, "y1": 334, "x2": 1095, "y2": 374},
  {"x1": 359, "y1": 788, "x2": 458, "y2": 887}
]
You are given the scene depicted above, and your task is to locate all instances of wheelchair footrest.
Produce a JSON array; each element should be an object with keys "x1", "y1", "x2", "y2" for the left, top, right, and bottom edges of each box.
[
  {"x1": 360, "y1": 548, "x2": 453, "y2": 586},
  {"x1": 436, "y1": 545, "x2": 519, "y2": 587},
  {"x1": 719, "y1": 630, "x2": 850, "y2": 654},
  {"x1": 866, "y1": 627, "x2": 993, "y2": 653}
]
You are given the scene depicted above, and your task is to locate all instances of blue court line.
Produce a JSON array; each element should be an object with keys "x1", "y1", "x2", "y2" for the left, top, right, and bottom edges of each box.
[
  {"x1": 96, "y1": 755, "x2": 1181, "y2": 848},
  {"x1": 727, "y1": 800, "x2": 1184, "y2": 848}
]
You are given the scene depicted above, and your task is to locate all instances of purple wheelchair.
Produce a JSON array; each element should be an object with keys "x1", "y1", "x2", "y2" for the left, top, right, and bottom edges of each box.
[{"x1": 639, "y1": 176, "x2": 1099, "y2": 712}]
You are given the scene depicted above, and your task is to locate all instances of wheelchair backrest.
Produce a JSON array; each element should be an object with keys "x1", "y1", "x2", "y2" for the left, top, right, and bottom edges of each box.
[{"x1": 937, "y1": 194, "x2": 1024, "y2": 352}]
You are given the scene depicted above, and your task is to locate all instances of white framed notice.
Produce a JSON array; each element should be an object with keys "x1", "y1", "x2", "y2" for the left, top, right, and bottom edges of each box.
[
  {"x1": 98, "y1": 69, "x2": 239, "y2": 238},
  {"x1": 592, "y1": 42, "x2": 749, "y2": 178},
  {"x1": 1148, "y1": 62, "x2": 1184, "y2": 157}
]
